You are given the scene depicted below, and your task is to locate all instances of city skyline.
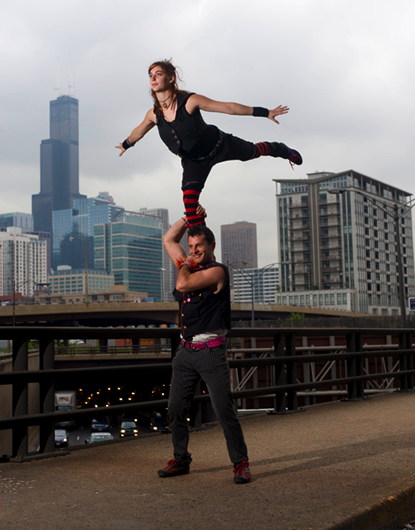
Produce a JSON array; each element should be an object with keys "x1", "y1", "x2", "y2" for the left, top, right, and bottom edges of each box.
[{"x1": 1, "y1": 1, "x2": 414, "y2": 267}]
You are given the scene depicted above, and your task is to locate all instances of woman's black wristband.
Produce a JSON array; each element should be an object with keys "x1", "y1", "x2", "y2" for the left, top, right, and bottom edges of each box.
[
  {"x1": 122, "y1": 138, "x2": 134, "y2": 150},
  {"x1": 252, "y1": 107, "x2": 269, "y2": 118}
]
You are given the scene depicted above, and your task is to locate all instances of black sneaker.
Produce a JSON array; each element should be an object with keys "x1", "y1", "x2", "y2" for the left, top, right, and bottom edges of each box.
[
  {"x1": 233, "y1": 461, "x2": 252, "y2": 484},
  {"x1": 268, "y1": 142, "x2": 303, "y2": 166},
  {"x1": 281, "y1": 143, "x2": 303, "y2": 166},
  {"x1": 158, "y1": 458, "x2": 191, "y2": 478}
]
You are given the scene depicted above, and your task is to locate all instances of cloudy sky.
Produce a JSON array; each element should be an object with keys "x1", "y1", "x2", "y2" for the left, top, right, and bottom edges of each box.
[{"x1": 1, "y1": 0, "x2": 414, "y2": 265}]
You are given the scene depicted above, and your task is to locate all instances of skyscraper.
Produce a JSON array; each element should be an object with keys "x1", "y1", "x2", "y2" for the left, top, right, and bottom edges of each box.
[
  {"x1": 140, "y1": 207, "x2": 173, "y2": 302},
  {"x1": 221, "y1": 221, "x2": 258, "y2": 269},
  {"x1": 94, "y1": 211, "x2": 163, "y2": 301},
  {"x1": 52, "y1": 195, "x2": 124, "y2": 270},
  {"x1": 32, "y1": 95, "x2": 85, "y2": 240}
]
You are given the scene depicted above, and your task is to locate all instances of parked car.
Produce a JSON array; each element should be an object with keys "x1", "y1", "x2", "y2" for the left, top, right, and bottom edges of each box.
[
  {"x1": 119, "y1": 421, "x2": 139, "y2": 438},
  {"x1": 87, "y1": 432, "x2": 114, "y2": 443},
  {"x1": 54, "y1": 429, "x2": 69, "y2": 448},
  {"x1": 91, "y1": 418, "x2": 110, "y2": 432}
]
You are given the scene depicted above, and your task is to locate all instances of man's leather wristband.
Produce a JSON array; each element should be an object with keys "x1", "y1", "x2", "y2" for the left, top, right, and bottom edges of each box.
[{"x1": 252, "y1": 107, "x2": 269, "y2": 117}]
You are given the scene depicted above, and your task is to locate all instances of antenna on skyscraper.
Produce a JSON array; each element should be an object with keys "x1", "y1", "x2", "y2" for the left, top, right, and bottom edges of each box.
[
  {"x1": 68, "y1": 64, "x2": 76, "y2": 96},
  {"x1": 53, "y1": 58, "x2": 62, "y2": 97}
]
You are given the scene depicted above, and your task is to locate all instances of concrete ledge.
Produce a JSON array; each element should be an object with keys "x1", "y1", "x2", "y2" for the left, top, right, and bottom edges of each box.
[{"x1": 329, "y1": 484, "x2": 415, "y2": 530}]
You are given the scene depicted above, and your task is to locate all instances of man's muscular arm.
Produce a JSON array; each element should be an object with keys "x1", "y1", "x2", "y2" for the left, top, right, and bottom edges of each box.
[
  {"x1": 176, "y1": 263, "x2": 224, "y2": 294},
  {"x1": 162, "y1": 217, "x2": 188, "y2": 266}
]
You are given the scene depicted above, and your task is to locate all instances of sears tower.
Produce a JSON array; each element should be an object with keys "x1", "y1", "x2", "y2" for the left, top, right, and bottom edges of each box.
[{"x1": 32, "y1": 95, "x2": 85, "y2": 237}]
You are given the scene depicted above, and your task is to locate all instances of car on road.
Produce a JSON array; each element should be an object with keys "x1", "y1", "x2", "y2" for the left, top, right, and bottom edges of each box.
[
  {"x1": 54, "y1": 429, "x2": 69, "y2": 448},
  {"x1": 150, "y1": 413, "x2": 171, "y2": 434},
  {"x1": 119, "y1": 421, "x2": 139, "y2": 438},
  {"x1": 87, "y1": 432, "x2": 114, "y2": 443},
  {"x1": 91, "y1": 418, "x2": 110, "y2": 432}
]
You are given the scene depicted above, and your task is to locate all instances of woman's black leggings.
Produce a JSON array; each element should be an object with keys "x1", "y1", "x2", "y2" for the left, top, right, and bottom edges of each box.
[{"x1": 181, "y1": 132, "x2": 287, "y2": 225}]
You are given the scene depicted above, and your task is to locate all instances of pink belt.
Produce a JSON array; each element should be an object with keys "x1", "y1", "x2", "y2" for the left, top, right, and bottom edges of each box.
[{"x1": 180, "y1": 336, "x2": 226, "y2": 350}]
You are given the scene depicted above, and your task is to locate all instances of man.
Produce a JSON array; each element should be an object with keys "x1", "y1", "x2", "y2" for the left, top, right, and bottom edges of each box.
[{"x1": 159, "y1": 214, "x2": 251, "y2": 484}]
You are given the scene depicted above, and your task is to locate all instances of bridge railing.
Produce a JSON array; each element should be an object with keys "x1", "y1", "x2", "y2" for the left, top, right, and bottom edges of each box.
[{"x1": 0, "y1": 326, "x2": 414, "y2": 460}]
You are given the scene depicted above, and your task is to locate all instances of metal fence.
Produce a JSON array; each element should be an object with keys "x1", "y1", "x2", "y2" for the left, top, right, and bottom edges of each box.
[{"x1": 0, "y1": 326, "x2": 414, "y2": 460}]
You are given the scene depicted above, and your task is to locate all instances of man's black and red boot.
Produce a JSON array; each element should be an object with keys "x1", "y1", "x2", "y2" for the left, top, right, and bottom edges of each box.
[
  {"x1": 158, "y1": 457, "x2": 191, "y2": 478},
  {"x1": 233, "y1": 460, "x2": 252, "y2": 484}
]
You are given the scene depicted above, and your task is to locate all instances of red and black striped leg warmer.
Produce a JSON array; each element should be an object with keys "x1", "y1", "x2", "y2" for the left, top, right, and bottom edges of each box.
[
  {"x1": 254, "y1": 142, "x2": 272, "y2": 158},
  {"x1": 183, "y1": 189, "x2": 205, "y2": 226}
]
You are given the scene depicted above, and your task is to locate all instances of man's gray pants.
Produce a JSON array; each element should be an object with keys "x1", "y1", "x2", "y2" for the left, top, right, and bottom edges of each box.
[{"x1": 168, "y1": 343, "x2": 248, "y2": 464}]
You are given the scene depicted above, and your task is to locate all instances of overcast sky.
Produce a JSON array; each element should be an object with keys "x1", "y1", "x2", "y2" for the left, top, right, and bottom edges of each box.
[{"x1": 1, "y1": 0, "x2": 414, "y2": 266}]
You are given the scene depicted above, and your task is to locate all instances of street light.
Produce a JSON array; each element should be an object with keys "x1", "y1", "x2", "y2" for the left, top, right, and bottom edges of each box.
[
  {"x1": 159, "y1": 267, "x2": 166, "y2": 302},
  {"x1": 329, "y1": 187, "x2": 415, "y2": 326}
]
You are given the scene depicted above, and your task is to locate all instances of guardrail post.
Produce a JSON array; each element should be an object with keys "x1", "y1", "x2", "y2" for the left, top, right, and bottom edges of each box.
[
  {"x1": 132, "y1": 337, "x2": 140, "y2": 354},
  {"x1": 170, "y1": 333, "x2": 180, "y2": 358},
  {"x1": 99, "y1": 338, "x2": 107, "y2": 353},
  {"x1": 399, "y1": 331, "x2": 413, "y2": 392},
  {"x1": 12, "y1": 336, "x2": 28, "y2": 458},
  {"x1": 39, "y1": 338, "x2": 55, "y2": 454},
  {"x1": 285, "y1": 333, "x2": 298, "y2": 411},
  {"x1": 346, "y1": 332, "x2": 363, "y2": 400},
  {"x1": 273, "y1": 332, "x2": 286, "y2": 412}
]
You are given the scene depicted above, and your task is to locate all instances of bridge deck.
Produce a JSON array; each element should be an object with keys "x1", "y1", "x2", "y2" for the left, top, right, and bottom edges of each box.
[{"x1": 1, "y1": 392, "x2": 415, "y2": 529}]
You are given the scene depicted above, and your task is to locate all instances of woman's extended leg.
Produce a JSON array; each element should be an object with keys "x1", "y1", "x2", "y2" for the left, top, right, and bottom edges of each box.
[{"x1": 180, "y1": 133, "x2": 303, "y2": 226}]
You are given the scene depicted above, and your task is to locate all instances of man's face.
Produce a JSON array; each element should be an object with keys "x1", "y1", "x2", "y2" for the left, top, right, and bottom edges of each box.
[{"x1": 188, "y1": 234, "x2": 215, "y2": 266}]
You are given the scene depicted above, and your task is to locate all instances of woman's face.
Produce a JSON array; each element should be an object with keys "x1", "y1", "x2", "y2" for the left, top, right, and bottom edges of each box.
[{"x1": 149, "y1": 66, "x2": 174, "y2": 93}]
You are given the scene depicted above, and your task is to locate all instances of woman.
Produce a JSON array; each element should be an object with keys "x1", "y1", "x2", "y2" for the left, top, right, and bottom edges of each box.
[{"x1": 116, "y1": 59, "x2": 302, "y2": 226}]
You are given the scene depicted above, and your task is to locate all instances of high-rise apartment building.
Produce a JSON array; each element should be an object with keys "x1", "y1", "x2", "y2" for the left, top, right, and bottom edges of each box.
[
  {"x1": 32, "y1": 95, "x2": 85, "y2": 240},
  {"x1": 274, "y1": 170, "x2": 415, "y2": 315},
  {"x1": 221, "y1": 221, "x2": 258, "y2": 269},
  {"x1": 140, "y1": 208, "x2": 173, "y2": 302},
  {"x1": 94, "y1": 211, "x2": 163, "y2": 301},
  {"x1": 0, "y1": 227, "x2": 48, "y2": 296}
]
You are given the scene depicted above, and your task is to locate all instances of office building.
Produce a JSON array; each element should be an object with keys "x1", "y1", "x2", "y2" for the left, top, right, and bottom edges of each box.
[
  {"x1": 274, "y1": 170, "x2": 415, "y2": 315},
  {"x1": 0, "y1": 227, "x2": 48, "y2": 296},
  {"x1": 0, "y1": 213, "x2": 34, "y2": 231},
  {"x1": 232, "y1": 266, "x2": 280, "y2": 304},
  {"x1": 94, "y1": 211, "x2": 163, "y2": 301},
  {"x1": 32, "y1": 95, "x2": 85, "y2": 240},
  {"x1": 36, "y1": 284, "x2": 147, "y2": 305},
  {"x1": 140, "y1": 208, "x2": 173, "y2": 302},
  {"x1": 52, "y1": 194, "x2": 124, "y2": 269},
  {"x1": 221, "y1": 221, "x2": 258, "y2": 269},
  {"x1": 49, "y1": 266, "x2": 115, "y2": 296}
]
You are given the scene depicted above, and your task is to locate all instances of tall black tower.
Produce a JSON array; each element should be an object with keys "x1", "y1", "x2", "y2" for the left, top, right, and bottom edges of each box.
[{"x1": 32, "y1": 95, "x2": 85, "y2": 237}]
